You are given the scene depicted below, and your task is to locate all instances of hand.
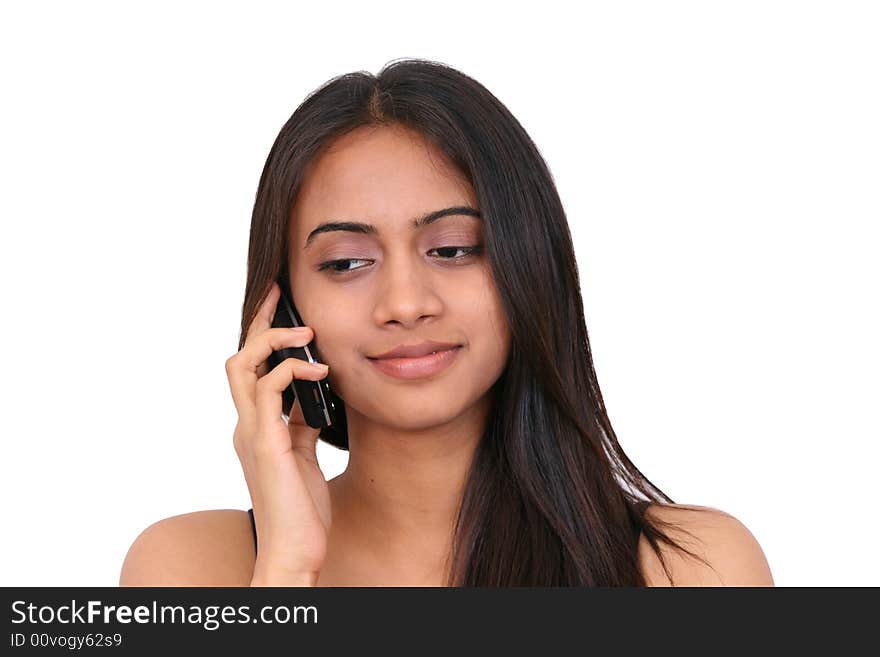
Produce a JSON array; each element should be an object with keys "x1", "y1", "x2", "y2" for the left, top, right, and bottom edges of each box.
[{"x1": 225, "y1": 281, "x2": 332, "y2": 586}]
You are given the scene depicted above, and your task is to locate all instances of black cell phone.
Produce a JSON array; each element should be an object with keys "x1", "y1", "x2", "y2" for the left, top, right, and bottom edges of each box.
[{"x1": 266, "y1": 276, "x2": 341, "y2": 429}]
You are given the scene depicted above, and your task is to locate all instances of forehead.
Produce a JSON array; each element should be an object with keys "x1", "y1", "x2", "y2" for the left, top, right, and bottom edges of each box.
[{"x1": 291, "y1": 125, "x2": 476, "y2": 233}]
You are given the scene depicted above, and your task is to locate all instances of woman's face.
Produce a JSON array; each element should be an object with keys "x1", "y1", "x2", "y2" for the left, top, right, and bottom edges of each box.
[{"x1": 288, "y1": 124, "x2": 511, "y2": 430}]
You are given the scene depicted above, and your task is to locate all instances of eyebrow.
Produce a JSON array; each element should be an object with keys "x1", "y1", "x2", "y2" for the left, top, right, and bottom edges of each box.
[{"x1": 303, "y1": 206, "x2": 482, "y2": 250}]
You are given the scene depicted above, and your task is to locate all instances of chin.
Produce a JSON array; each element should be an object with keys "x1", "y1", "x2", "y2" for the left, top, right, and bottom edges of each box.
[{"x1": 349, "y1": 385, "x2": 477, "y2": 429}]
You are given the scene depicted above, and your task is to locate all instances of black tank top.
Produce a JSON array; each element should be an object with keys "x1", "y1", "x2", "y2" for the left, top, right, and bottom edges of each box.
[{"x1": 247, "y1": 507, "x2": 257, "y2": 551}]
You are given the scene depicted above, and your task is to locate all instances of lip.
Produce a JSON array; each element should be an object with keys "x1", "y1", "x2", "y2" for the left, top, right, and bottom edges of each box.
[
  {"x1": 367, "y1": 346, "x2": 461, "y2": 380},
  {"x1": 369, "y1": 340, "x2": 462, "y2": 360}
]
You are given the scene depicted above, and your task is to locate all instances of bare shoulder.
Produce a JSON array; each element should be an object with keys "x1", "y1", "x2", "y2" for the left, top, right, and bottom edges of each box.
[
  {"x1": 636, "y1": 503, "x2": 774, "y2": 587},
  {"x1": 119, "y1": 509, "x2": 256, "y2": 586}
]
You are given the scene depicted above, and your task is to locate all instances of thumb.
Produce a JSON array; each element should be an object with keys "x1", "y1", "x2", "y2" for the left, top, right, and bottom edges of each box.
[{"x1": 288, "y1": 398, "x2": 321, "y2": 465}]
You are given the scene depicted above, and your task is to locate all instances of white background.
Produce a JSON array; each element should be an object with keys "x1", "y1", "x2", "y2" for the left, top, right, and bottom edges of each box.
[{"x1": 1, "y1": 1, "x2": 877, "y2": 586}]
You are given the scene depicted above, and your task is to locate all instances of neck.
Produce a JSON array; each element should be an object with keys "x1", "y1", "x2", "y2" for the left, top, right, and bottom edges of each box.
[{"x1": 329, "y1": 394, "x2": 492, "y2": 579}]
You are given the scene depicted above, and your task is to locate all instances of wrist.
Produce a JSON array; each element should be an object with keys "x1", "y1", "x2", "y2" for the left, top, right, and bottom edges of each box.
[{"x1": 250, "y1": 567, "x2": 318, "y2": 587}]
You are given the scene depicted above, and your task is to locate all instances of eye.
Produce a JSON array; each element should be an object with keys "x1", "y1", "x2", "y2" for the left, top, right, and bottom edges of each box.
[
  {"x1": 317, "y1": 258, "x2": 371, "y2": 275},
  {"x1": 429, "y1": 245, "x2": 484, "y2": 261},
  {"x1": 317, "y1": 245, "x2": 484, "y2": 277}
]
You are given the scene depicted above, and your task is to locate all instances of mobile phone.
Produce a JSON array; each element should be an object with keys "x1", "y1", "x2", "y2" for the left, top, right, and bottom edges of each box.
[{"x1": 267, "y1": 276, "x2": 341, "y2": 429}]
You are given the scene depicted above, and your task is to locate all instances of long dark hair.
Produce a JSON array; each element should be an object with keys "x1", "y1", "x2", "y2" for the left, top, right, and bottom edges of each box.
[{"x1": 237, "y1": 57, "x2": 714, "y2": 585}]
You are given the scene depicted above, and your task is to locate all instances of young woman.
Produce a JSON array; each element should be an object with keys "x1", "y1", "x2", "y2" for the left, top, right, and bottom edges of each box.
[{"x1": 120, "y1": 58, "x2": 774, "y2": 587}]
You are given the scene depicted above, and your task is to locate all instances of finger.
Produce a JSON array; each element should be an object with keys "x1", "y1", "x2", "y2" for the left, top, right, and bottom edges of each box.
[
  {"x1": 246, "y1": 280, "x2": 281, "y2": 342},
  {"x1": 241, "y1": 326, "x2": 314, "y2": 373},
  {"x1": 254, "y1": 357, "x2": 328, "y2": 445},
  {"x1": 226, "y1": 327, "x2": 314, "y2": 415},
  {"x1": 244, "y1": 282, "x2": 281, "y2": 381}
]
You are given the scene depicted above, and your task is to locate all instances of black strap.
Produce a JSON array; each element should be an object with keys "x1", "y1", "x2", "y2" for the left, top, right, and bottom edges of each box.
[{"x1": 247, "y1": 507, "x2": 257, "y2": 552}]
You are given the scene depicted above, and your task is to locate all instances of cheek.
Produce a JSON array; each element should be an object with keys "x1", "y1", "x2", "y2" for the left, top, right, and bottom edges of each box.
[
  {"x1": 310, "y1": 325, "x2": 353, "y2": 367},
  {"x1": 300, "y1": 294, "x2": 362, "y2": 360},
  {"x1": 464, "y1": 294, "x2": 512, "y2": 376},
  {"x1": 475, "y1": 280, "x2": 511, "y2": 347},
  {"x1": 478, "y1": 322, "x2": 512, "y2": 378},
  {"x1": 307, "y1": 325, "x2": 369, "y2": 400}
]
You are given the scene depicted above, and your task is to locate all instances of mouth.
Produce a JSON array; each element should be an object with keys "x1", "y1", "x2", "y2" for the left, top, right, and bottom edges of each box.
[{"x1": 366, "y1": 346, "x2": 462, "y2": 380}]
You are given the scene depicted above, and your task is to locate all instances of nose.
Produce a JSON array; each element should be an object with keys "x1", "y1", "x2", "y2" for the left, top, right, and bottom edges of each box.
[{"x1": 369, "y1": 252, "x2": 446, "y2": 327}]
